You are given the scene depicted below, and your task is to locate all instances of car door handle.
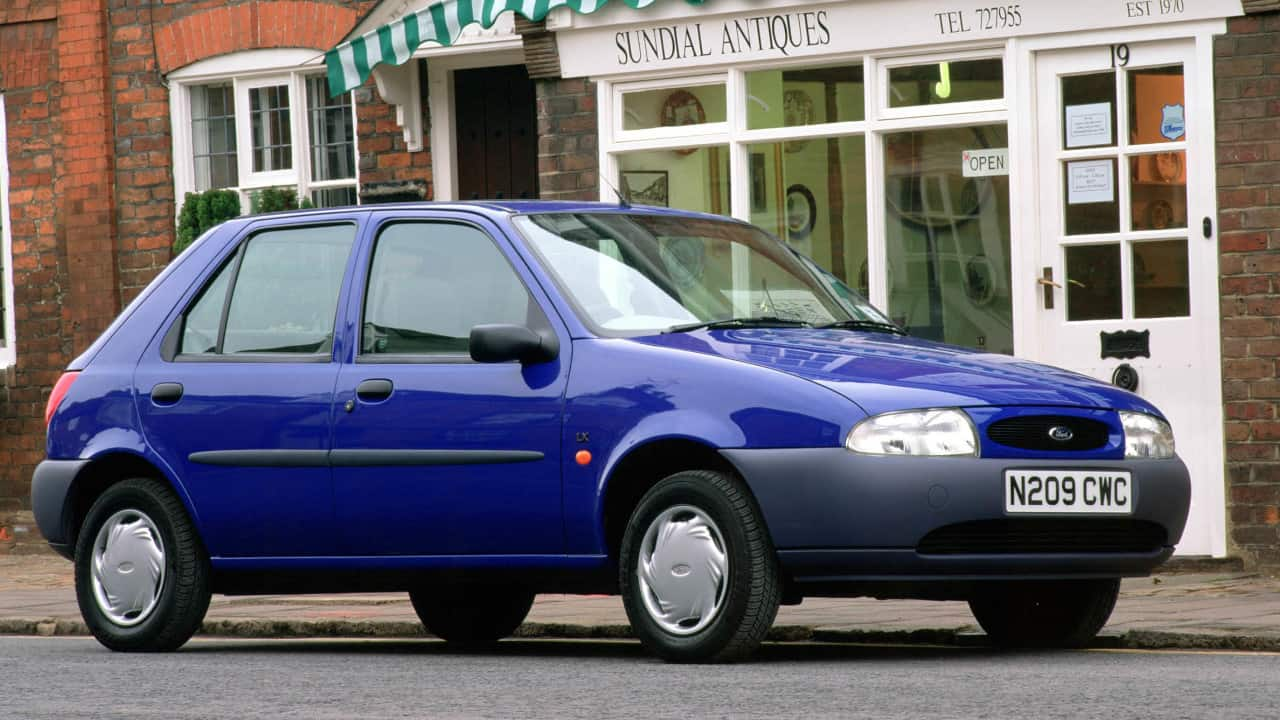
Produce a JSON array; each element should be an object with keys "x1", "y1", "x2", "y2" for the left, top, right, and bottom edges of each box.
[
  {"x1": 150, "y1": 382, "x2": 184, "y2": 405},
  {"x1": 356, "y1": 379, "x2": 394, "y2": 402}
]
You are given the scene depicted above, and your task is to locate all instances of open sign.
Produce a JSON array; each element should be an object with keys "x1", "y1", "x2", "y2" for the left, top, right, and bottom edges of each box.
[{"x1": 962, "y1": 148, "x2": 1010, "y2": 177}]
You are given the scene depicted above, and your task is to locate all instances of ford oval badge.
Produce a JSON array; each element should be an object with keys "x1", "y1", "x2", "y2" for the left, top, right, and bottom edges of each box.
[{"x1": 1048, "y1": 426, "x2": 1075, "y2": 443}]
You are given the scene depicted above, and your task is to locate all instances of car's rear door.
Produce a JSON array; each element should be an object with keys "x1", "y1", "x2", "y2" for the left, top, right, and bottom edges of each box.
[
  {"x1": 331, "y1": 211, "x2": 570, "y2": 556},
  {"x1": 134, "y1": 215, "x2": 362, "y2": 558}
]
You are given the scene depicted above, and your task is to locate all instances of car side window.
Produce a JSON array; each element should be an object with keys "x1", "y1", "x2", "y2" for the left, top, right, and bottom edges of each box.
[
  {"x1": 180, "y1": 261, "x2": 233, "y2": 354},
  {"x1": 177, "y1": 224, "x2": 356, "y2": 356},
  {"x1": 362, "y1": 222, "x2": 531, "y2": 356}
]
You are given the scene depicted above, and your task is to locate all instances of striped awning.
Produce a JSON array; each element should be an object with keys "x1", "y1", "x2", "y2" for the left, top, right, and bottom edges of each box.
[{"x1": 326, "y1": 0, "x2": 702, "y2": 96}]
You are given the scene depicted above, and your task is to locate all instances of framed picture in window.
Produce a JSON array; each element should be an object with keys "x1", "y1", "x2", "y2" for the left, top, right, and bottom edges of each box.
[
  {"x1": 785, "y1": 184, "x2": 816, "y2": 241},
  {"x1": 621, "y1": 170, "x2": 669, "y2": 207}
]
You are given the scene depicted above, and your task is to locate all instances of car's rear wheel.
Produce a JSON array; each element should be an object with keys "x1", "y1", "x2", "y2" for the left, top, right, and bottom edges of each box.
[
  {"x1": 409, "y1": 585, "x2": 535, "y2": 647},
  {"x1": 74, "y1": 478, "x2": 211, "y2": 651},
  {"x1": 619, "y1": 470, "x2": 781, "y2": 663},
  {"x1": 968, "y1": 578, "x2": 1121, "y2": 648}
]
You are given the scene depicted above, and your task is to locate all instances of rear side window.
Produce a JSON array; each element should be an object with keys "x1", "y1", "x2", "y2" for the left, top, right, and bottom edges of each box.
[
  {"x1": 178, "y1": 224, "x2": 355, "y2": 356},
  {"x1": 362, "y1": 222, "x2": 531, "y2": 356}
]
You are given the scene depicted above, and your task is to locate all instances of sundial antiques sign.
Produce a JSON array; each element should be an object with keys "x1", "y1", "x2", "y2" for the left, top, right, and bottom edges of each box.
[{"x1": 557, "y1": 0, "x2": 1243, "y2": 78}]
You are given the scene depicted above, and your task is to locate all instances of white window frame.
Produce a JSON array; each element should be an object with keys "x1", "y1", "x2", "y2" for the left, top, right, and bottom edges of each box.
[
  {"x1": 236, "y1": 74, "x2": 300, "y2": 188},
  {"x1": 614, "y1": 74, "x2": 730, "y2": 145},
  {"x1": 0, "y1": 93, "x2": 16, "y2": 369},
  {"x1": 167, "y1": 49, "x2": 360, "y2": 212},
  {"x1": 876, "y1": 48, "x2": 1009, "y2": 121}
]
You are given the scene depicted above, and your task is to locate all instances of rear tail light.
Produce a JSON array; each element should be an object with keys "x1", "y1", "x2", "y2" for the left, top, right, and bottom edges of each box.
[{"x1": 45, "y1": 371, "x2": 80, "y2": 425}]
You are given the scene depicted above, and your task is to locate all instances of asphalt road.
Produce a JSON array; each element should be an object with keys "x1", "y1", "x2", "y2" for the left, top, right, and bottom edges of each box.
[{"x1": 3, "y1": 637, "x2": 1278, "y2": 719}]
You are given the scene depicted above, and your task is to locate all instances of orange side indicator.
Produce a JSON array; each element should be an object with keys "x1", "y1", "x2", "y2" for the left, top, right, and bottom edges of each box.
[{"x1": 575, "y1": 450, "x2": 592, "y2": 466}]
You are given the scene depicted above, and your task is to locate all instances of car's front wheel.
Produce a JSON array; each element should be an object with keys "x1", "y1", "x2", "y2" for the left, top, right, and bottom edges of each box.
[
  {"x1": 968, "y1": 578, "x2": 1121, "y2": 648},
  {"x1": 74, "y1": 478, "x2": 211, "y2": 651},
  {"x1": 409, "y1": 585, "x2": 535, "y2": 647},
  {"x1": 619, "y1": 470, "x2": 781, "y2": 663}
]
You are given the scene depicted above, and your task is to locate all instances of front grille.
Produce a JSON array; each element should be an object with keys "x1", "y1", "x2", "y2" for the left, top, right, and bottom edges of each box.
[
  {"x1": 917, "y1": 519, "x2": 1167, "y2": 555},
  {"x1": 987, "y1": 415, "x2": 1110, "y2": 452}
]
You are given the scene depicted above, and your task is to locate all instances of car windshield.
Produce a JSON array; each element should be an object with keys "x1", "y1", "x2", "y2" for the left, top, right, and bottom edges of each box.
[{"x1": 515, "y1": 212, "x2": 894, "y2": 335}]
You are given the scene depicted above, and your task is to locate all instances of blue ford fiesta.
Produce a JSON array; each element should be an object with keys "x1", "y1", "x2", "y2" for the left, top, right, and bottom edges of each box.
[{"x1": 33, "y1": 202, "x2": 1189, "y2": 662}]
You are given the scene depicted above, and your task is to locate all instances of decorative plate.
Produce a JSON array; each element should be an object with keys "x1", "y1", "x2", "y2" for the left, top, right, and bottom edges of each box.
[{"x1": 660, "y1": 90, "x2": 706, "y2": 157}]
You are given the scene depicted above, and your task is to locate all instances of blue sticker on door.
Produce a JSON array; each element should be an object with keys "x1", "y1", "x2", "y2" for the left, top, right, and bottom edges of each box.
[{"x1": 1160, "y1": 104, "x2": 1185, "y2": 141}]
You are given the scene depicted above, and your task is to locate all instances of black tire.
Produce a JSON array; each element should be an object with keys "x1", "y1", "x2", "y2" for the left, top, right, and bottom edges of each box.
[
  {"x1": 619, "y1": 470, "x2": 781, "y2": 663},
  {"x1": 74, "y1": 478, "x2": 211, "y2": 652},
  {"x1": 409, "y1": 585, "x2": 535, "y2": 647},
  {"x1": 968, "y1": 578, "x2": 1121, "y2": 648}
]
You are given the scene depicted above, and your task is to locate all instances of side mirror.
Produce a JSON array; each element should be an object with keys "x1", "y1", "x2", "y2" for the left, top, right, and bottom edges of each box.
[{"x1": 469, "y1": 324, "x2": 559, "y2": 364}]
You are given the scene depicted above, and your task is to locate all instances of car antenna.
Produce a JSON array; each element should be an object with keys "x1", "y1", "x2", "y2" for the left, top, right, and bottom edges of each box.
[{"x1": 601, "y1": 174, "x2": 631, "y2": 209}]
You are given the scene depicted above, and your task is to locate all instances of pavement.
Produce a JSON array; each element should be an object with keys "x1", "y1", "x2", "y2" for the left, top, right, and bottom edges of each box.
[{"x1": 3, "y1": 554, "x2": 1279, "y2": 650}]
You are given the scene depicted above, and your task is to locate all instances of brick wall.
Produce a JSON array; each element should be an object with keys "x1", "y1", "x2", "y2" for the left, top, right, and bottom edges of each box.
[
  {"x1": 536, "y1": 78, "x2": 598, "y2": 201},
  {"x1": 1, "y1": 0, "x2": 120, "y2": 552},
  {"x1": 355, "y1": 65, "x2": 433, "y2": 202},
  {"x1": 1, "y1": 0, "x2": 393, "y2": 544},
  {"x1": 1215, "y1": 10, "x2": 1280, "y2": 570},
  {"x1": 109, "y1": 0, "x2": 180, "y2": 305}
]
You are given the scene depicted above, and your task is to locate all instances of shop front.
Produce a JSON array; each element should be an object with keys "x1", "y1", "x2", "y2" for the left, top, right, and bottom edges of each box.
[{"x1": 550, "y1": 0, "x2": 1243, "y2": 557}]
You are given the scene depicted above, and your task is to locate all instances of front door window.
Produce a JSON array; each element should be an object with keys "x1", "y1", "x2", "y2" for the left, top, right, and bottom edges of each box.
[{"x1": 1055, "y1": 62, "x2": 1190, "y2": 321}]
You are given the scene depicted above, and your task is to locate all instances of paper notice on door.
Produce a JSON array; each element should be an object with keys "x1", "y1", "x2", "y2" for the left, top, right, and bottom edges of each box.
[
  {"x1": 1067, "y1": 160, "x2": 1115, "y2": 205},
  {"x1": 1065, "y1": 103, "x2": 1112, "y2": 148}
]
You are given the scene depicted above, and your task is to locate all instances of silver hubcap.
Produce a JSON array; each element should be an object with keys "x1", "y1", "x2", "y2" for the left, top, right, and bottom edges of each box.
[
  {"x1": 636, "y1": 505, "x2": 728, "y2": 636},
  {"x1": 90, "y1": 509, "x2": 165, "y2": 627}
]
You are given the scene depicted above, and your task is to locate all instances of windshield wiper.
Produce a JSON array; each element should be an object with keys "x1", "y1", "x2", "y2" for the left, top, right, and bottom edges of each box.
[
  {"x1": 664, "y1": 316, "x2": 814, "y2": 334},
  {"x1": 815, "y1": 319, "x2": 907, "y2": 335}
]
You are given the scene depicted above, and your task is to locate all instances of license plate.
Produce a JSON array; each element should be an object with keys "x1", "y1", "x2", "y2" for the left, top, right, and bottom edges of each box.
[{"x1": 1004, "y1": 470, "x2": 1133, "y2": 515}]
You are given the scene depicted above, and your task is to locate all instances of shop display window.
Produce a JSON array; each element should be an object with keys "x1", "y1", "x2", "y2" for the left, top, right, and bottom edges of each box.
[
  {"x1": 883, "y1": 125, "x2": 1012, "y2": 353},
  {"x1": 745, "y1": 64, "x2": 864, "y2": 129},
  {"x1": 887, "y1": 58, "x2": 1003, "y2": 108},
  {"x1": 618, "y1": 146, "x2": 730, "y2": 216},
  {"x1": 622, "y1": 84, "x2": 726, "y2": 131},
  {"x1": 746, "y1": 138, "x2": 868, "y2": 294}
]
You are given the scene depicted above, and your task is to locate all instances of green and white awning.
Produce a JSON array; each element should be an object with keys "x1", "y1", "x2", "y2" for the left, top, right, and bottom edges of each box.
[{"x1": 326, "y1": 0, "x2": 702, "y2": 96}]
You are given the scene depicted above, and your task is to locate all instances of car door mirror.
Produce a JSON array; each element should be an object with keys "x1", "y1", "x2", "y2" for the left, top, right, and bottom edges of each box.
[{"x1": 469, "y1": 324, "x2": 559, "y2": 364}]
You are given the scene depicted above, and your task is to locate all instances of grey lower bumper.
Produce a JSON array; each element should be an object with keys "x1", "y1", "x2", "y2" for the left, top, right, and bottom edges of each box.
[
  {"x1": 721, "y1": 448, "x2": 1191, "y2": 581},
  {"x1": 31, "y1": 459, "x2": 88, "y2": 559}
]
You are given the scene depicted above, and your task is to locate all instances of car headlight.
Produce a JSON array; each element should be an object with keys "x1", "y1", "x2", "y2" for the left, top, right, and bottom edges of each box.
[
  {"x1": 1120, "y1": 411, "x2": 1175, "y2": 459},
  {"x1": 845, "y1": 409, "x2": 977, "y2": 457}
]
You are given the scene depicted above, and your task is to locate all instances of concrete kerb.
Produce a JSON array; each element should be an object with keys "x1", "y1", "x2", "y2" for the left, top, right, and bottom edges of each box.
[{"x1": 3, "y1": 618, "x2": 1279, "y2": 652}]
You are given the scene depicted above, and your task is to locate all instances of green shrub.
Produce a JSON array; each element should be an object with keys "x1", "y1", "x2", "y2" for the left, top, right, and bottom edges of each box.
[
  {"x1": 248, "y1": 187, "x2": 301, "y2": 214},
  {"x1": 175, "y1": 189, "x2": 240, "y2": 255}
]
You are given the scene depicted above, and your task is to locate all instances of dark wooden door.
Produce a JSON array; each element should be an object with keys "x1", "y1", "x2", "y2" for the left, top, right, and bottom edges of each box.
[{"x1": 455, "y1": 65, "x2": 538, "y2": 201}]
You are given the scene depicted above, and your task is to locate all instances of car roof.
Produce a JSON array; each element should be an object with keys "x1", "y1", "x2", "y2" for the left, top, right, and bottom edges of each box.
[{"x1": 226, "y1": 200, "x2": 743, "y2": 225}]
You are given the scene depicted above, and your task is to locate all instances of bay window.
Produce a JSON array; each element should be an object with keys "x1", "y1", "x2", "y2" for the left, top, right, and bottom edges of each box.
[{"x1": 172, "y1": 50, "x2": 358, "y2": 211}]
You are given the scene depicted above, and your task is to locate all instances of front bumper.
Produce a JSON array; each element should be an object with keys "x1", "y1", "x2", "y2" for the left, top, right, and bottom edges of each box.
[
  {"x1": 721, "y1": 448, "x2": 1190, "y2": 582},
  {"x1": 31, "y1": 459, "x2": 88, "y2": 560}
]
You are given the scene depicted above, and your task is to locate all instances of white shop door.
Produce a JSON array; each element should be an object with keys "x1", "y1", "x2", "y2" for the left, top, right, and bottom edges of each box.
[{"x1": 1034, "y1": 40, "x2": 1224, "y2": 556}]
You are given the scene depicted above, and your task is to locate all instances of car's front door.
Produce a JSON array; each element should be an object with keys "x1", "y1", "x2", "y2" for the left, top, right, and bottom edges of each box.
[{"x1": 332, "y1": 214, "x2": 568, "y2": 556}]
